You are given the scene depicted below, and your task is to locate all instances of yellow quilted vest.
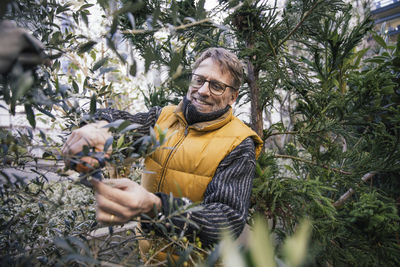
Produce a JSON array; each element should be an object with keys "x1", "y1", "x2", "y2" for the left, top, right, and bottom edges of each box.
[
  {"x1": 141, "y1": 102, "x2": 263, "y2": 201},
  {"x1": 138, "y1": 102, "x2": 263, "y2": 265}
]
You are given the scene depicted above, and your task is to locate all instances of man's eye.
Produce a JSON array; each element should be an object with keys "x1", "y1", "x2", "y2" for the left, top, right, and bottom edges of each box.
[
  {"x1": 211, "y1": 82, "x2": 224, "y2": 91},
  {"x1": 192, "y1": 76, "x2": 204, "y2": 84},
  {"x1": 196, "y1": 78, "x2": 204, "y2": 83}
]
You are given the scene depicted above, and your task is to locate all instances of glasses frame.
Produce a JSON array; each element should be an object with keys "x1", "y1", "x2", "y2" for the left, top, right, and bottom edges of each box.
[{"x1": 190, "y1": 73, "x2": 238, "y2": 96}]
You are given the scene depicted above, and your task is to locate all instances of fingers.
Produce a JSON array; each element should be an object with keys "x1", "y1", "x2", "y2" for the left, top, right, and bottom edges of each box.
[
  {"x1": 91, "y1": 179, "x2": 162, "y2": 224},
  {"x1": 62, "y1": 131, "x2": 81, "y2": 155},
  {"x1": 92, "y1": 179, "x2": 138, "y2": 208},
  {"x1": 92, "y1": 179, "x2": 141, "y2": 223},
  {"x1": 65, "y1": 136, "x2": 93, "y2": 155},
  {"x1": 96, "y1": 193, "x2": 136, "y2": 221},
  {"x1": 102, "y1": 178, "x2": 134, "y2": 189},
  {"x1": 96, "y1": 209, "x2": 129, "y2": 225},
  {"x1": 62, "y1": 121, "x2": 112, "y2": 156}
]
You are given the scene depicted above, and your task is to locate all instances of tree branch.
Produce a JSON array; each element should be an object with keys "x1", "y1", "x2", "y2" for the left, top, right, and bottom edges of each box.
[
  {"x1": 121, "y1": 18, "x2": 211, "y2": 35},
  {"x1": 266, "y1": 129, "x2": 323, "y2": 136},
  {"x1": 274, "y1": 0, "x2": 323, "y2": 51},
  {"x1": 274, "y1": 154, "x2": 352, "y2": 175},
  {"x1": 333, "y1": 171, "x2": 377, "y2": 208}
]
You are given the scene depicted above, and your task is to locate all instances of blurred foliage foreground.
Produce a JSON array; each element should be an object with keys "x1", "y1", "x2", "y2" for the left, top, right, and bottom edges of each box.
[{"x1": 1, "y1": 0, "x2": 400, "y2": 266}]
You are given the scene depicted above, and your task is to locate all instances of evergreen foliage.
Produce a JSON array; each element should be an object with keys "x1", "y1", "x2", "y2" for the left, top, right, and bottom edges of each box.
[{"x1": 1, "y1": 0, "x2": 399, "y2": 266}]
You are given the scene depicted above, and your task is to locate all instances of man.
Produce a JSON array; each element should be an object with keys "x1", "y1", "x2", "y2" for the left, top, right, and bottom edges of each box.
[{"x1": 63, "y1": 47, "x2": 263, "y2": 262}]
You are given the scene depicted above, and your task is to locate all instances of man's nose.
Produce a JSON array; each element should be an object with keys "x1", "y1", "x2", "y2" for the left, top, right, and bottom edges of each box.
[{"x1": 197, "y1": 81, "x2": 210, "y2": 95}]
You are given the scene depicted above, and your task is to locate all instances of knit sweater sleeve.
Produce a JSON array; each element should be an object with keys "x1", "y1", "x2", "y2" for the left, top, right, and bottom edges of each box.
[
  {"x1": 155, "y1": 137, "x2": 256, "y2": 247},
  {"x1": 87, "y1": 106, "x2": 162, "y2": 135}
]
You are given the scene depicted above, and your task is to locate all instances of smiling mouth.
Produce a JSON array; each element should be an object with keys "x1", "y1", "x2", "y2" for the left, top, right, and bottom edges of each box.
[{"x1": 193, "y1": 97, "x2": 210, "y2": 106}]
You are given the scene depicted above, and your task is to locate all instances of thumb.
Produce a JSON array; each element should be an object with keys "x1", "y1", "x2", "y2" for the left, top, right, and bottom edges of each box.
[
  {"x1": 90, "y1": 178, "x2": 102, "y2": 190},
  {"x1": 103, "y1": 178, "x2": 136, "y2": 189}
]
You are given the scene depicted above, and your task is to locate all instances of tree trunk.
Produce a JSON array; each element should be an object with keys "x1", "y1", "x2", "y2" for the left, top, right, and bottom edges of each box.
[{"x1": 246, "y1": 60, "x2": 264, "y2": 140}]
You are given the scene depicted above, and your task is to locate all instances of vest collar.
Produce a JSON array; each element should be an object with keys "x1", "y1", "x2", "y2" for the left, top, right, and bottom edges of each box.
[{"x1": 174, "y1": 100, "x2": 233, "y2": 132}]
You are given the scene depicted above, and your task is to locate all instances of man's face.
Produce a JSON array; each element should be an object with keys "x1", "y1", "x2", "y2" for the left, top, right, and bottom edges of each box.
[{"x1": 187, "y1": 58, "x2": 239, "y2": 113}]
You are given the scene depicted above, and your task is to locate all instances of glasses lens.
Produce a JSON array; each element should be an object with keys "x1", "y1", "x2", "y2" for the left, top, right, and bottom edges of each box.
[
  {"x1": 191, "y1": 74, "x2": 204, "y2": 88},
  {"x1": 209, "y1": 81, "x2": 225, "y2": 95}
]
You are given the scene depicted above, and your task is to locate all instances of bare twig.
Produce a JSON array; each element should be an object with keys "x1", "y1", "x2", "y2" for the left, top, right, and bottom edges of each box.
[
  {"x1": 333, "y1": 171, "x2": 377, "y2": 208},
  {"x1": 144, "y1": 241, "x2": 172, "y2": 266},
  {"x1": 275, "y1": 154, "x2": 352, "y2": 175},
  {"x1": 99, "y1": 260, "x2": 125, "y2": 267},
  {"x1": 266, "y1": 129, "x2": 323, "y2": 136}
]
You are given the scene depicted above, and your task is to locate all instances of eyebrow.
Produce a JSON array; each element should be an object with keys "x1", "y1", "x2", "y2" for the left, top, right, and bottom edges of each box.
[
  {"x1": 193, "y1": 73, "x2": 237, "y2": 90},
  {"x1": 194, "y1": 74, "x2": 223, "y2": 84}
]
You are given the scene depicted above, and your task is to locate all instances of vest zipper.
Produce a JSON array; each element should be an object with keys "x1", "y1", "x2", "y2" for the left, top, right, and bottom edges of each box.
[{"x1": 157, "y1": 124, "x2": 189, "y2": 191}]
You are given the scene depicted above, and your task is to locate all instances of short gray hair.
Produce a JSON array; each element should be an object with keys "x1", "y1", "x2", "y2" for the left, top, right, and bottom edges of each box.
[{"x1": 193, "y1": 48, "x2": 244, "y2": 90}]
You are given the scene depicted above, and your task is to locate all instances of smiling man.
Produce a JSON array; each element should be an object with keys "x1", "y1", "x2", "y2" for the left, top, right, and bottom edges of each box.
[{"x1": 63, "y1": 47, "x2": 263, "y2": 263}]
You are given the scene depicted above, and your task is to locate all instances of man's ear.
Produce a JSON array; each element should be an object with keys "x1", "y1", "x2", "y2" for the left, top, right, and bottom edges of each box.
[{"x1": 228, "y1": 90, "x2": 239, "y2": 106}]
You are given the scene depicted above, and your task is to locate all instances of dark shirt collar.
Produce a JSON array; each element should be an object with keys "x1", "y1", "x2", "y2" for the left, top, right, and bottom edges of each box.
[{"x1": 182, "y1": 96, "x2": 231, "y2": 125}]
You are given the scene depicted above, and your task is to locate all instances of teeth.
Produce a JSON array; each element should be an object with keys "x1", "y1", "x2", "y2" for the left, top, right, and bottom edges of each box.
[{"x1": 197, "y1": 99, "x2": 208, "y2": 105}]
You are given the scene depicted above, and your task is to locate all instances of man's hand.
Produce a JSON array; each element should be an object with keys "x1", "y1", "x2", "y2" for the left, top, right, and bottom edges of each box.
[
  {"x1": 62, "y1": 120, "x2": 112, "y2": 168},
  {"x1": 91, "y1": 178, "x2": 162, "y2": 224}
]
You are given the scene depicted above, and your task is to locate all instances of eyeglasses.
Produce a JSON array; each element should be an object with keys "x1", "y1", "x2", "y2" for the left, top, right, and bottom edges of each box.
[{"x1": 190, "y1": 73, "x2": 238, "y2": 96}]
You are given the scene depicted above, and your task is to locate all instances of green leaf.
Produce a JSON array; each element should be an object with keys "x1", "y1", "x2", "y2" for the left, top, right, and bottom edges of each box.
[
  {"x1": 79, "y1": 4, "x2": 94, "y2": 10},
  {"x1": 77, "y1": 41, "x2": 97, "y2": 54},
  {"x1": 282, "y1": 219, "x2": 311, "y2": 267},
  {"x1": 54, "y1": 237, "x2": 73, "y2": 252},
  {"x1": 196, "y1": 0, "x2": 206, "y2": 19},
  {"x1": 129, "y1": 60, "x2": 137, "y2": 76},
  {"x1": 90, "y1": 94, "x2": 97, "y2": 115},
  {"x1": 11, "y1": 71, "x2": 34, "y2": 115},
  {"x1": 372, "y1": 35, "x2": 387, "y2": 49},
  {"x1": 97, "y1": 0, "x2": 109, "y2": 9},
  {"x1": 90, "y1": 50, "x2": 97, "y2": 61},
  {"x1": 56, "y1": 3, "x2": 72, "y2": 14},
  {"x1": 92, "y1": 57, "x2": 108, "y2": 72},
  {"x1": 14, "y1": 71, "x2": 34, "y2": 100},
  {"x1": 72, "y1": 80, "x2": 79, "y2": 93},
  {"x1": 106, "y1": 37, "x2": 126, "y2": 63},
  {"x1": 117, "y1": 134, "x2": 125, "y2": 149},
  {"x1": 354, "y1": 48, "x2": 369, "y2": 67},
  {"x1": 149, "y1": 125, "x2": 157, "y2": 144},
  {"x1": 117, "y1": 121, "x2": 132, "y2": 132},
  {"x1": 81, "y1": 11, "x2": 89, "y2": 27},
  {"x1": 171, "y1": 0, "x2": 177, "y2": 25},
  {"x1": 283, "y1": 164, "x2": 296, "y2": 174},
  {"x1": 169, "y1": 52, "x2": 181, "y2": 76},
  {"x1": 39, "y1": 130, "x2": 48, "y2": 145},
  {"x1": 24, "y1": 104, "x2": 36, "y2": 128},
  {"x1": 110, "y1": 16, "x2": 119, "y2": 36},
  {"x1": 120, "y1": 123, "x2": 141, "y2": 134},
  {"x1": 250, "y1": 216, "x2": 276, "y2": 267},
  {"x1": 220, "y1": 231, "x2": 246, "y2": 267},
  {"x1": 381, "y1": 86, "x2": 394, "y2": 95},
  {"x1": 152, "y1": 3, "x2": 161, "y2": 28},
  {"x1": 144, "y1": 46, "x2": 155, "y2": 73},
  {"x1": 103, "y1": 136, "x2": 114, "y2": 153},
  {"x1": 365, "y1": 57, "x2": 385, "y2": 64},
  {"x1": 104, "y1": 119, "x2": 125, "y2": 129}
]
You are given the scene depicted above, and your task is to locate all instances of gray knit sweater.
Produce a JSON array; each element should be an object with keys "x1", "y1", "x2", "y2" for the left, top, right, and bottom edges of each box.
[{"x1": 93, "y1": 106, "x2": 257, "y2": 247}]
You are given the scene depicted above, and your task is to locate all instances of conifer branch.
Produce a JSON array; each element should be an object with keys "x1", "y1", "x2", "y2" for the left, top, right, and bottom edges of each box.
[
  {"x1": 266, "y1": 129, "x2": 323, "y2": 136},
  {"x1": 274, "y1": 154, "x2": 352, "y2": 175},
  {"x1": 121, "y1": 18, "x2": 211, "y2": 35},
  {"x1": 333, "y1": 171, "x2": 377, "y2": 208},
  {"x1": 275, "y1": 0, "x2": 323, "y2": 50}
]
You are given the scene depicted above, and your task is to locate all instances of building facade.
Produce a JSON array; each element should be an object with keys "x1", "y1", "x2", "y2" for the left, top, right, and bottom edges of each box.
[{"x1": 371, "y1": 0, "x2": 400, "y2": 40}]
